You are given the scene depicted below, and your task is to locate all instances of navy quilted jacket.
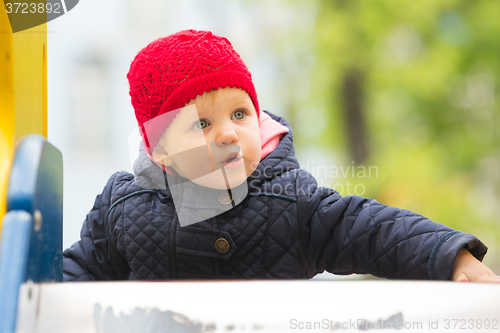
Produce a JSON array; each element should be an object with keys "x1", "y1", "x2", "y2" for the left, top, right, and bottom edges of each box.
[{"x1": 63, "y1": 111, "x2": 487, "y2": 281}]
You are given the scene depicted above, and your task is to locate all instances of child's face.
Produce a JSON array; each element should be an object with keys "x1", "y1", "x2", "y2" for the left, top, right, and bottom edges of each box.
[{"x1": 152, "y1": 87, "x2": 261, "y2": 190}]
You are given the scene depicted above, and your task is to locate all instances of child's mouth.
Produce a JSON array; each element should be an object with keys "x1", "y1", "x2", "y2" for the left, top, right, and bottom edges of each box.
[{"x1": 221, "y1": 153, "x2": 243, "y2": 169}]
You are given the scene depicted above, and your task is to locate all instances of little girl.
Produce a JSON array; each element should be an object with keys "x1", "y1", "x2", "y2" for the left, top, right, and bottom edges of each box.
[{"x1": 63, "y1": 29, "x2": 500, "y2": 283}]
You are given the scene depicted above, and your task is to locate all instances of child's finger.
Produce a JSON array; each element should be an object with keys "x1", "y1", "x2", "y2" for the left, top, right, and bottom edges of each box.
[
  {"x1": 453, "y1": 272, "x2": 470, "y2": 282},
  {"x1": 476, "y1": 275, "x2": 500, "y2": 284}
]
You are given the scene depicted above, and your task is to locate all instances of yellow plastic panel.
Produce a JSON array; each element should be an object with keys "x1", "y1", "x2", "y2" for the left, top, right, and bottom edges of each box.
[
  {"x1": 13, "y1": 25, "x2": 47, "y2": 138},
  {"x1": 0, "y1": 3, "x2": 47, "y2": 230},
  {"x1": 0, "y1": 3, "x2": 16, "y2": 226}
]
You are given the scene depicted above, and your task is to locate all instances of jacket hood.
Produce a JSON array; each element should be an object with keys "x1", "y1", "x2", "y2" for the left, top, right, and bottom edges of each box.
[{"x1": 132, "y1": 110, "x2": 300, "y2": 197}]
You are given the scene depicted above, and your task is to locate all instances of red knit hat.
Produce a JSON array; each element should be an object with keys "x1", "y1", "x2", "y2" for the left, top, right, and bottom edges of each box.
[{"x1": 127, "y1": 29, "x2": 260, "y2": 155}]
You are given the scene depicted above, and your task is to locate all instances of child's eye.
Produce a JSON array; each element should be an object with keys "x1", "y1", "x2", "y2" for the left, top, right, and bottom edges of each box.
[
  {"x1": 232, "y1": 109, "x2": 246, "y2": 120},
  {"x1": 192, "y1": 119, "x2": 209, "y2": 130}
]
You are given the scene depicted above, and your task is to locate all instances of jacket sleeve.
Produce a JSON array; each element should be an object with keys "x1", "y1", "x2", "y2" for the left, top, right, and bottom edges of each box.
[
  {"x1": 295, "y1": 170, "x2": 488, "y2": 280},
  {"x1": 63, "y1": 172, "x2": 130, "y2": 281}
]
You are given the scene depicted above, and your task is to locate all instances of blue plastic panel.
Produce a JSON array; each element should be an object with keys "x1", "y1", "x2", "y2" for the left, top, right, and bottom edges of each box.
[
  {"x1": 0, "y1": 211, "x2": 33, "y2": 333},
  {"x1": 6, "y1": 134, "x2": 63, "y2": 283}
]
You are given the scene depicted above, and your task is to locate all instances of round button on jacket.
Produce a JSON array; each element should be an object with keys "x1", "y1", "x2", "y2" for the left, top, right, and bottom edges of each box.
[
  {"x1": 218, "y1": 193, "x2": 233, "y2": 205},
  {"x1": 215, "y1": 238, "x2": 230, "y2": 253}
]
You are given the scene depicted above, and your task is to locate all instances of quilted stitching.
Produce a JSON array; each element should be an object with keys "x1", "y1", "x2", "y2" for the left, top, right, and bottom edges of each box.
[
  {"x1": 219, "y1": 196, "x2": 268, "y2": 277},
  {"x1": 309, "y1": 192, "x2": 456, "y2": 279}
]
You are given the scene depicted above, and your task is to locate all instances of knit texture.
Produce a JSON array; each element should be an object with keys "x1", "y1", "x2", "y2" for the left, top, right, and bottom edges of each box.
[{"x1": 127, "y1": 30, "x2": 259, "y2": 154}]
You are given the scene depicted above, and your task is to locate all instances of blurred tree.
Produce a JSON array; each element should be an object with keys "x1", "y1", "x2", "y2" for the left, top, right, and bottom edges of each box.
[
  {"x1": 311, "y1": 0, "x2": 500, "y2": 172},
  {"x1": 296, "y1": 0, "x2": 500, "y2": 267}
]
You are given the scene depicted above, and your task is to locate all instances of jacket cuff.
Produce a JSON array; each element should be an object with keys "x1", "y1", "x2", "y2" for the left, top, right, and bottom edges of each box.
[{"x1": 428, "y1": 231, "x2": 488, "y2": 280}]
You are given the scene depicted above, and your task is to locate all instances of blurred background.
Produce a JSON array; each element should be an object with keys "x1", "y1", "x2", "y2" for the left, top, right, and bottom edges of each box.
[{"x1": 47, "y1": 0, "x2": 500, "y2": 276}]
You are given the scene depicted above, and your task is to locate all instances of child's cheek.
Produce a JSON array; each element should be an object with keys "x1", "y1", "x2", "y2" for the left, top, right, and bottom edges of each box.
[
  {"x1": 248, "y1": 143, "x2": 262, "y2": 173},
  {"x1": 178, "y1": 135, "x2": 207, "y2": 154}
]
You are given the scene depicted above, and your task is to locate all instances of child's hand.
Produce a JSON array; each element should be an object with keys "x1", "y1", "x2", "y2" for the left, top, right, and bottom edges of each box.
[{"x1": 452, "y1": 249, "x2": 500, "y2": 283}]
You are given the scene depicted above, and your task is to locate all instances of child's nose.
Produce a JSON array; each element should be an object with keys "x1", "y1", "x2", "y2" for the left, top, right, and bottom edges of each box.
[{"x1": 214, "y1": 124, "x2": 238, "y2": 147}]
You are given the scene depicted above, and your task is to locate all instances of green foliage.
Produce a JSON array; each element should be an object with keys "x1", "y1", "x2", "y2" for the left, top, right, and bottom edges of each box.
[{"x1": 292, "y1": 0, "x2": 500, "y2": 268}]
